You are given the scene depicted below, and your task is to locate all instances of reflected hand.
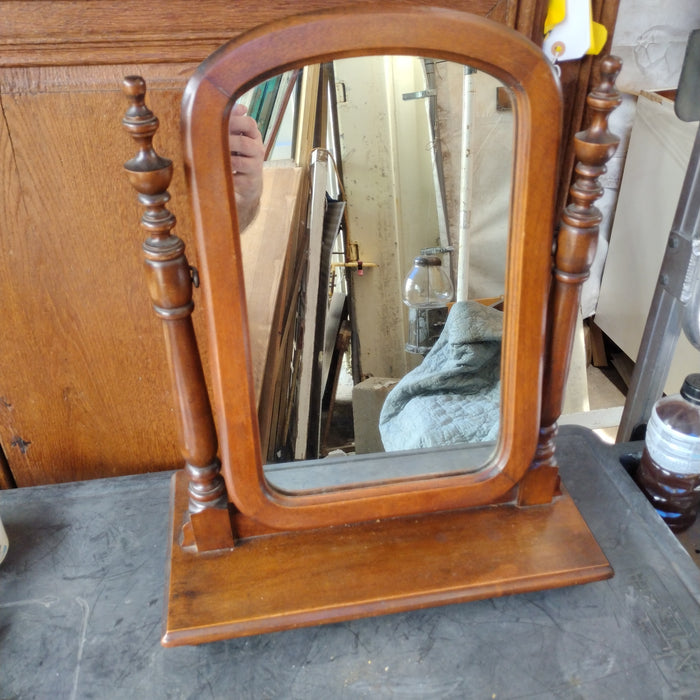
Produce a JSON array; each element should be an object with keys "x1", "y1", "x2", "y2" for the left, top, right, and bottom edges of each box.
[{"x1": 229, "y1": 103, "x2": 264, "y2": 230}]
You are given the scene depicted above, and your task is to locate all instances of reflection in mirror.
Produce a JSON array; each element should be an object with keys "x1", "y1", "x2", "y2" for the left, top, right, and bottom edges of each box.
[{"x1": 232, "y1": 57, "x2": 514, "y2": 493}]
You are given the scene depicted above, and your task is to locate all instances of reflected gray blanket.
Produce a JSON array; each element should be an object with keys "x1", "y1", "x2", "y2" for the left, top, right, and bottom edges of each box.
[{"x1": 379, "y1": 301, "x2": 502, "y2": 451}]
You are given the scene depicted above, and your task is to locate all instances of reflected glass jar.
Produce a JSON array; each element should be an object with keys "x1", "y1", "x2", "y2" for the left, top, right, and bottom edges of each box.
[{"x1": 402, "y1": 255, "x2": 454, "y2": 354}]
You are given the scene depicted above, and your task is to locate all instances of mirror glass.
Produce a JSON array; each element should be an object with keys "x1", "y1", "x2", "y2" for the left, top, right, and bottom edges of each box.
[{"x1": 232, "y1": 56, "x2": 514, "y2": 493}]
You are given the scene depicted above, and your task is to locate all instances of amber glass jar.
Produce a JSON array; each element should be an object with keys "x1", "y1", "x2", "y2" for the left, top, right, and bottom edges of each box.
[{"x1": 636, "y1": 374, "x2": 700, "y2": 533}]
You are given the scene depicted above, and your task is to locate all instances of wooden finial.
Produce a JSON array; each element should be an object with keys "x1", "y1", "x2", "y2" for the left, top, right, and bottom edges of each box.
[
  {"x1": 122, "y1": 76, "x2": 174, "y2": 198},
  {"x1": 122, "y1": 75, "x2": 177, "y2": 247},
  {"x1": 569, "y1": 55, "x2": 622, "y2": 209},
  {"x1": 522, "y1": 56, "x2": 622, "y2": 506},
  {"x1": 121, "y1": 77, "x2": 233, "y2": 546}
]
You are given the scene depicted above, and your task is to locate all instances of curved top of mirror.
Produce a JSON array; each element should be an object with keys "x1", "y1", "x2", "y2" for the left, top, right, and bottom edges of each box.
[{"x1": 181, "y1": 6, "x2": 562, "y2": 531}]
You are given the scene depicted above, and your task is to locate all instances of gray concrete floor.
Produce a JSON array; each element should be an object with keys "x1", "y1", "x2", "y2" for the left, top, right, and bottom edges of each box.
[{"x1": 3, "y1": 430, "x2": 700, "y2": 697}]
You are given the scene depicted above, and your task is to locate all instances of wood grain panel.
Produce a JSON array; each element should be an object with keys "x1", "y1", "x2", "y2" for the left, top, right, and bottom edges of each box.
[
  {"x1": 0, "y1": 64, "x2": 199, "y2": 485},
  {"x1": 0, "y1": 1, "x2": 517, "y2": 66}
]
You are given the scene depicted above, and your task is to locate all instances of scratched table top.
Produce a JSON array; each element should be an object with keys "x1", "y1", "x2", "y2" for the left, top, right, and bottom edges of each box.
[{"x1": 1, "y1": 426, "x2": 699, "y2": 699}]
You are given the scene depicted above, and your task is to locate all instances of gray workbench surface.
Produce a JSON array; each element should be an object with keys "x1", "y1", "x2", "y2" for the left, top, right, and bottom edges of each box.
[{"x1": 2, "y1": 426, "x2": 699, "y2": 699}]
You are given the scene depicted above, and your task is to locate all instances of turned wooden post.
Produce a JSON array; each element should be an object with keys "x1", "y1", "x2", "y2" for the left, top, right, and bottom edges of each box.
[
  {"x1": 520, "y1": 56, "x2": 622, "y2": 506},
  {"x1": 121, "y1": 76, "x2": 235, "y2": 547}
]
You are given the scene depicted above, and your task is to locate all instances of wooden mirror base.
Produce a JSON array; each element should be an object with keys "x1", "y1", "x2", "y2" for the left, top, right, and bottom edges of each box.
[{"x1": 162, "y1": 471, "x2": 612, "y2": 647}]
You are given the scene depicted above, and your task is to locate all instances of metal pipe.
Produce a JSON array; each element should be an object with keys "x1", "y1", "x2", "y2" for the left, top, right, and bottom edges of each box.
[{"x1": 456, "y1": 67, "x2": 476, "y2": 302}]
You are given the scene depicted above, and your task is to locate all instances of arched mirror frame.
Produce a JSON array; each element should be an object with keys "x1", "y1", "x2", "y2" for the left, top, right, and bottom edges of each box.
[{"x1": 182, "y1": 7, "x2": 562, "y2": 531}]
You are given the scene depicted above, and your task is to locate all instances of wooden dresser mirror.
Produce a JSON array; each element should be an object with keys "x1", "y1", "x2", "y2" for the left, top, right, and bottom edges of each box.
[{"x1": 122, "y1": 6, "x2": 621, "y2": 646}]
